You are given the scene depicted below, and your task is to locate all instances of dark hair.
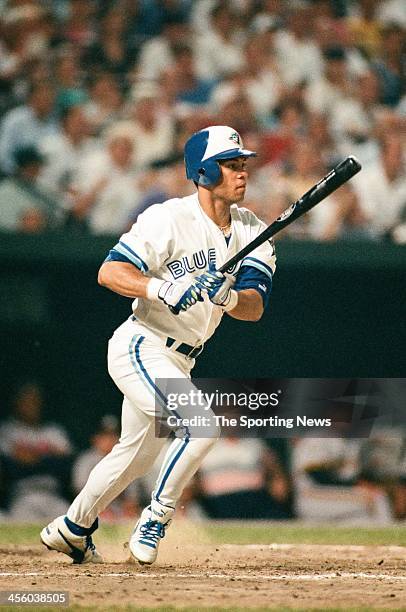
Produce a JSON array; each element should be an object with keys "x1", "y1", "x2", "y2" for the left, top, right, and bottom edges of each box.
[
  {"x1": 323, "y1": 46, "x2": 346, "y2": 61},
  {"x1": 14, "y1": 146, "x2": 43, "y2": 168}
]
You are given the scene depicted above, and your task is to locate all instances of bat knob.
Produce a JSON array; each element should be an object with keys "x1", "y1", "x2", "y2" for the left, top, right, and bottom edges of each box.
[{"x1": 347, "y1": 155, "x2": 362, "y2": 173}]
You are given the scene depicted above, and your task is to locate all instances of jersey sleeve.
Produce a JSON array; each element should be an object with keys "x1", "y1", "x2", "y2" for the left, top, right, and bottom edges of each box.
[
  {"x1": 234, "y1": 265, "x2": 272, "y2": 308},
  {"x1": 106, "y1": 204, "x2": 172, "y2": 273},
  {"x1": 234, "y1": 210, "x2": 276, "y2": 308},
  {"x1": 239, "y1": 208, "x2": 277, "y2": 278}
]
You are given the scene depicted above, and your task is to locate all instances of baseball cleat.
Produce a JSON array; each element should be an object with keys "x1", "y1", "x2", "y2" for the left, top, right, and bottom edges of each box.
[
  {"x1": 40, "y1": 515, "x2": 103, "y2": 564},
  {"x1": 129, "y1": 500, "x2": 174, "y2": 565}
]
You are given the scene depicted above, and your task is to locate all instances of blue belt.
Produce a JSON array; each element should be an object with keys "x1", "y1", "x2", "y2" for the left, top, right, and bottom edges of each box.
[{"x1": 130, "y1": 315, "x2": 203, "y2": 359}]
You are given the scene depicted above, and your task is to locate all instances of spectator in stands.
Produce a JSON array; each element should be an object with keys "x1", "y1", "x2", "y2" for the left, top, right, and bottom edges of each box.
[
  {"x1": 68, "y1": 124, "x2": 141, "y2": 234},
  {"x1": 274, "y1": 4, "x2": 323, "y2": 87},
  {"x1": 0, "y1": 381, "x2": 72, "y2": 521},
  {"x1": 72, "y1": 415, "x2": 139, "y2": 522},
  {"x1": 347, "y1": 0, "x2": 383, "y2": 60},
  {"x1": 292, "y1": 437, "x2": 393, "y2": 523},
  {"x1": 194, "y1": 2, "x2": 245, "y2": 81},
  {"x1": 263, "y1": 139, "x2": 341, "y2": 239},
  {"x1": 330, "y1": 69, "x2": 384, "y2": 164},
  {"x1": 0, "y1": 81, "x2": 57, "y2": 175},
  {"x1": 39, "y1": 104, "x2": 98, "y2": 205},
  {"x1": 83, "y1": 72, "x2": 123, "y2": 137},
  {"x1": 115, "y1": 82, "x2": 175, "y2": 170},
  {"x1": 372, "y1": 23, "x2": 406, "y2": 107},
  {"x1": 126, "y1": 153, "x2": 194, "y2": 227},
  {"x1": 262, "y1": 95, "x2": 308, "y2": 164},
  {"x1": 377, "y1": 0, "x2": 406, "y2": 28},
  {"x1": 83, "y1": 7, "x2": 137, "y2": 88},
  {"x1": 217, "y1": 89, "x2": 260, "y2": 136},
  {"x1": 307, "y1": 111, "x2": 340, "y2": 168},
  {"x1": 305, "y1": 46, "x2": 352, "y2": 116},
  {"x1": 0, "y1": 146, "x2": 61, "y2": 233},
  {"x1": 351, "y1": 133, "x2": 406, "y2": 237},
  {"x1": 169, "y1": 44, "x2": 216, "y2": 109},
  {"x1": 0, "y1": 4, "x2": 51, "y2": 65},
  {"x1": 135, "y1": 10, "x2": 192, "y2": 82},
  {"x1": 62, "y1": 0, "x2": 98, "y2": 51},
  {"x1": 54, "y1": 49, "x2": 88, "y2": 112},
  {"x1": 210, "y1": 32, "x2": 282, "y2": 123},
  {"x1": 195, "y1": 436, "x2": 292, "y2": 519}
]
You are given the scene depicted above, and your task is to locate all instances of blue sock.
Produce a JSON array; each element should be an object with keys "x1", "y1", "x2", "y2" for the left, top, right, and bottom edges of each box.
[{"x1": 64, "y1": 516, "x2": 98, "y2": 536}]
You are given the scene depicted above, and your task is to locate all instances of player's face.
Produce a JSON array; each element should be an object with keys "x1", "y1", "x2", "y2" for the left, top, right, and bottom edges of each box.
[{"x1": 215, "y1": 157, "x2": 249, "y2": 204}]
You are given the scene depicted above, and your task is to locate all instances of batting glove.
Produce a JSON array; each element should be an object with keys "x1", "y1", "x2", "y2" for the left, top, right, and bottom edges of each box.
[
  {"x1": 195, "y1": 264, "x2": 238, "y2": 312},
  {"x1": 147, "y1": 278, "x2": 204, "y2": 313}
]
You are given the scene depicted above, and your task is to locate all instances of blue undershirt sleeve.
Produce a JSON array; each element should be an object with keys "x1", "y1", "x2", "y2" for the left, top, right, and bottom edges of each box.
[
  {"x1": 103, "y1": 248, "x2": 142, "y2": 269},
  {"x1": 234, "y1": 264, "x2": 273, "y2": 308}
]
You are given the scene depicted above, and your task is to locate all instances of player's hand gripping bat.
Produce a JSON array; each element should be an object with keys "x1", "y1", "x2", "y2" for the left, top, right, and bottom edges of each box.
[{"x1": 170, "y1": 156, "x2": 361, "y2": 314}]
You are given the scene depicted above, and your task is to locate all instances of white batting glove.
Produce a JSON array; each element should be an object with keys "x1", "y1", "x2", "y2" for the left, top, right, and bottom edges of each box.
[
  {"x1": 195, "y1": 265, "x2": 238, "y2": 312},
  {"x1": 147, "y1": 278, "x2": 203, "y2": 313}
]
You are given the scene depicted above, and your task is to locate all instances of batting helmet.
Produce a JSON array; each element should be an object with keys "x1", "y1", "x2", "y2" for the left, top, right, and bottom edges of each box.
[{"x1": 184, "y1": 125, "x2": 256, "y2": 187}]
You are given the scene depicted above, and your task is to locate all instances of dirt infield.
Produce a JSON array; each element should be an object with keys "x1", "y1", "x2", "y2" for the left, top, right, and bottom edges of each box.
[{"x1": 1, "y1": 524, "x2": 405, "y2": 610}]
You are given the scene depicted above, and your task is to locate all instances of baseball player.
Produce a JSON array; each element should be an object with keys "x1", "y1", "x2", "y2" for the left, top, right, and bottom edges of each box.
[{"x1": 40, "y1": 125, "x2": 276, "y2": 565}]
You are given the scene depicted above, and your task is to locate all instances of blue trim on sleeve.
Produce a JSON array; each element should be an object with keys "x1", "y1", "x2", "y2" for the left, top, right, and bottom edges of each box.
[
  {"x1": 235, "y1": 265, "x2": 272, "y2": 309},
  {"x1": 241, "y1": 256, "x2": 273, "y2": 281},
  {"x1": 104, "y1": 249, "x2": 136, "y2": 265},
  {"x1": 112, "y1": 241, "x2": 148, "y2": 272}
]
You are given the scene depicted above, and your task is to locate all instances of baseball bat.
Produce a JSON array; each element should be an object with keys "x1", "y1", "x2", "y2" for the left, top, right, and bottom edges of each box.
[
  {"x1": 218, "y1": 155, "x2": 361, "y2": 273},
  {"x1": 170, "y1": 156, "x2": 361, "y2": 314}
]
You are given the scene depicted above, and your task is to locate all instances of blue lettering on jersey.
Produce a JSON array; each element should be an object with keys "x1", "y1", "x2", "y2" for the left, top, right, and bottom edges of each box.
[
  {"x1": 182, "y1": 256, "x2": 195, "y2": 273},
  {"x1": 208, "y1": 248, "x2": 216, "y2": 266},
  {"x1": 193, "y1": 250, "x2": 207, "y2": 270},
  {"x1": 167, "y1": 260, "x2": 185, "y2": 279},
  {"x1": 167, "y1": 248, "x2": 217, "y2": 279}
]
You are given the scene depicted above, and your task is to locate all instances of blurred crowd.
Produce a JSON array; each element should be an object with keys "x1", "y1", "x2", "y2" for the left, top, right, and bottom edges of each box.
[
  {"x1": 0, "y1": 0, "x2": 406, "y2": 241},
  {"x1": 1, "y1": 381, "x2": 406, "y2": 524}
]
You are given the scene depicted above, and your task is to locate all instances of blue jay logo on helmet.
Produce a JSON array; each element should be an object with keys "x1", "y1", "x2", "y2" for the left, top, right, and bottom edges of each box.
[{"x1": 184, "y1": 125, "x2": 256, "y2": 187}]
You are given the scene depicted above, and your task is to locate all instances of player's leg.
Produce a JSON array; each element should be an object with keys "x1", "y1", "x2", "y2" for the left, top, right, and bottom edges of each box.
[
  {"x1": 127, "y1": 333, "x2": 220, "y2": 564},
  {"x1": 40, "y1": 322, "x2": 170, "y2": 563},
  {"x1": 66, "y1": 396, "x2": 166, "y2": 526},
  {"x1": 129, "y1": 419, "x2": 220, "y2": 564},
  {"x1": 40, "y1": 393, "x2": 167, "y2": 564}
]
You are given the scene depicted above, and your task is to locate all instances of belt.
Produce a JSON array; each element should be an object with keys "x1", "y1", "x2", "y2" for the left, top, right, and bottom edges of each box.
[
  {"x1": 165, "y1": 337, "x2": 204, "y2": 359},
  {"x1": 130, "y1": 315, "x2": 203, "y2": 359}
]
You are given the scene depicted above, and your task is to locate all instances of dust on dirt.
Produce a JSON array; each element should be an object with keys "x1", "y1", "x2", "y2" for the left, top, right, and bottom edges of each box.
[{"x1": 1, "y1": 528, "x2": 405, "y2": 609}]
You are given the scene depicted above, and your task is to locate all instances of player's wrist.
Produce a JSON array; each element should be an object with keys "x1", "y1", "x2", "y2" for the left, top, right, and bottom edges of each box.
[
  {"x1": 147, "y1": 278, "x2": 168, "y2": 301},
  {"x1": 222, "y1": 289, "x2": 238, "y2": 312}
]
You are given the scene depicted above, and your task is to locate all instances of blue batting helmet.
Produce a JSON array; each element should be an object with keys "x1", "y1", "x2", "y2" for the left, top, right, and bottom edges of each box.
[{"x1": 184, "y1": 125, "x2": 256, "y2": 187}]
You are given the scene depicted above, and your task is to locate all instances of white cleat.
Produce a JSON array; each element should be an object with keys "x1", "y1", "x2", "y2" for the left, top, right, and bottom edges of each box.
[
  {"x1": 129, "y1": 500, "x2": 174, "y2": 565},
  {"x1": 40, "y1": 515, "x2": 103, "y2": 564}
]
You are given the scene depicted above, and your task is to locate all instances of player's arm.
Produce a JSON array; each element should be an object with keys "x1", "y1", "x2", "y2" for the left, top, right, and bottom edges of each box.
[
  {"x1": 98, "y1": 255, "x2": 203, "y2": 311},
  {"x1": 226, "y1": 288, "x2": 263, "y2": 322},
  {"x1": 98, "y1": 261, "x2": 149, "y2": 298}
]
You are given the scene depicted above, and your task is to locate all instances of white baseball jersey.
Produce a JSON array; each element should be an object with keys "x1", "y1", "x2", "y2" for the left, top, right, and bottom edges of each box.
[{"x1": 108, "y1": 192, "x2": 276, "y2": 346}]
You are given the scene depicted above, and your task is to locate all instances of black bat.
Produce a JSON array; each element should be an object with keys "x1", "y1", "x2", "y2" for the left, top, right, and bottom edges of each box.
[
  {"x1": 218, "y1": 155, "x2": 361, "y2": 273},
  {"x1": 170, "y1": 156, "x2": 361, "y2": 314}
]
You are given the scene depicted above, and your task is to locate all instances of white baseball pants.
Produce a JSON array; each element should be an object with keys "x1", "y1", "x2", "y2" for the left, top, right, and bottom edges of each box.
[{"x1": 67, "y1": 318, "x2": 220, "y2": 527}]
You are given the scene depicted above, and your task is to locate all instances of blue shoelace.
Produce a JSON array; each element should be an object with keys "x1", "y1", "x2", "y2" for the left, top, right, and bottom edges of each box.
[
  {"x1": 139, "y1": 520, "x2": 166, "y2": 547},
  {"x1": 85, "y1": 535, "x2": 96, "y2": 552}
]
